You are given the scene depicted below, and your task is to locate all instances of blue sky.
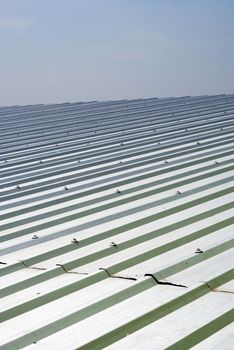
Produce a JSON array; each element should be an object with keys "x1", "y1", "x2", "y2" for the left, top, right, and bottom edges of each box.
[{"x1": 0, "y1": 0, "x2": 233, "y2": 105}]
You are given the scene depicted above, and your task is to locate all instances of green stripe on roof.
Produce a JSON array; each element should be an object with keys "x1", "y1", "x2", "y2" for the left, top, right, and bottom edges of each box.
[{"x1": 165, "y1": 309, "x2": 234, "y2": 350}]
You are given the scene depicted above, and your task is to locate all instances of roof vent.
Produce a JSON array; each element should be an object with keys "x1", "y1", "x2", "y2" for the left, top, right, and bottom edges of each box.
[{"x1": 195, "y1": 248, "x2": 203, "y2": 254}]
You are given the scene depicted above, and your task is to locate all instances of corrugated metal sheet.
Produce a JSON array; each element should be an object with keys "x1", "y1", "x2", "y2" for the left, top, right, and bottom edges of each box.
[{"x1": 0, "y1": 94, "x2": 233, "y2": 350}]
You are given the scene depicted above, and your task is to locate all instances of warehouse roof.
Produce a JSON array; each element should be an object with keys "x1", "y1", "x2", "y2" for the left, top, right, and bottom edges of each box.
[{"x1": 0, "y1": 94, "x2": 233, "y2": 349}]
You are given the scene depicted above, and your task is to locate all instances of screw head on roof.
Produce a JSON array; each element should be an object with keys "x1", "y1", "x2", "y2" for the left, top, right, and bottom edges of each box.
[
  {"x1": 64, "y1": 186, "x2": 69, "y2": 191},
  {"x1": 110, "y1": 242, "x2": 117, "y2": 247},
  {"x1": 197, "y1": 141, "x2": 201, "y2": 145},
  {"x1": 71, "y1": 238, "x2": 79, "y2": 244},
  {"x1": 16, "y1": 184, "x2": 21, "y2": 189},
  {"x1": 195, "y1": 248, "x2": 203, "y2": 254},
  {"x1": 164, "y1": 160, "x2": 168, "y2": 164},
  {"x1": 177, "y1": 190, "x2": 182, "y2": 195},
  {"x1": 215, "y1": 161, "x2": 219, "y2": 165},
  {"x1": 116, "y1": 189, "x2": 121, "y2": 194},
  {"x1": 32, "y1": 235, "x2": 39, "y2": 239}
]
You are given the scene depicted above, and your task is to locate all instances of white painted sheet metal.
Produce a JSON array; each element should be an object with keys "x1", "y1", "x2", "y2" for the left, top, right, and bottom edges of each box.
[{"x1": 0, "y1": 95, "x2": 233, "y2": 349}]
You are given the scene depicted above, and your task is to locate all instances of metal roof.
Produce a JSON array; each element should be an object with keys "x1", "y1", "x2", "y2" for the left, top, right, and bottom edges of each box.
[{"x1": 0, "y1": 94, "x2": 233, "y2": 350}]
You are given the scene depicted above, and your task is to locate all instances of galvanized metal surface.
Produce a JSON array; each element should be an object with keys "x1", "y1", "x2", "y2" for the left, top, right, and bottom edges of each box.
[{"x1": 0, "y1": 95, "x2": 233, "y2": 349}]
